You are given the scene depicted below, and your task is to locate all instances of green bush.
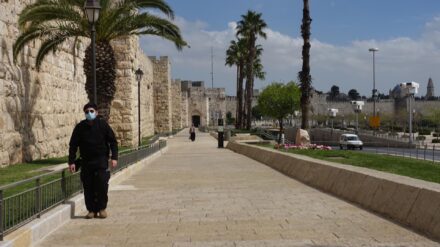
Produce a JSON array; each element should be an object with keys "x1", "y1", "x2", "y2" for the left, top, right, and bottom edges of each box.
[
  {"x1": 433, "y1": 133, "x2": 440, "y2": 137},
  {"x1": 418, "y1": 128, "x2": 432, "y2": 136},
  {"x1": 416, "y1": 136, "x2": 426, "y2": 141},
  {"x1": 432, "y1": 139, "x2": 440, "y2": 143}
]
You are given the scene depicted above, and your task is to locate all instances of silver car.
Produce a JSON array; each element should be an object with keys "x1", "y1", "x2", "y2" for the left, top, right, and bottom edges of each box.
[{"x1": 339, "y1": 134, "x2": 363, "y2": 150}]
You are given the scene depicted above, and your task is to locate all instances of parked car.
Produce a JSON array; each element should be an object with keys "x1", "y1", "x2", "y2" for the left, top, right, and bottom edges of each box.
[{"x1": 339, "y1": 134, "x2": 363, "y2": 150}]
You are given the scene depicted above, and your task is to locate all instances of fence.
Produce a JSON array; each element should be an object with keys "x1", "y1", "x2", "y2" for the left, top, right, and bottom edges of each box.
[{"x1": 0, "y1": 140, "x2": 166, "y2": 240}]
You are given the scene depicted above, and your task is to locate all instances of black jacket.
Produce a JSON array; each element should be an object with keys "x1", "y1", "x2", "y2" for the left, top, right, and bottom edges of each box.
[{"x1": 68, "y1": 118, "x2": 118, "y2": 166}]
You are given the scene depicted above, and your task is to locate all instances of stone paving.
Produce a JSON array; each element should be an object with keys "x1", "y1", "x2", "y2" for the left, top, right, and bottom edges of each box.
[{"x1": 36, "y1": 130, "x2": 440, "y2": 247}]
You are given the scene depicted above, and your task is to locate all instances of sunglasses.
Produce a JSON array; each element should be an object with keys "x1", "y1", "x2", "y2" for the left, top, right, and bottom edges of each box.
[{"x1": 84, "y1": 110, "x2": 95, "y2": 114}]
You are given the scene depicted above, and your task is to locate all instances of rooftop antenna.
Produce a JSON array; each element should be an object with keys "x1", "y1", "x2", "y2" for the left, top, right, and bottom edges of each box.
[{"x1": 211, "y1": 46, "x2": 214, "y2": 88}]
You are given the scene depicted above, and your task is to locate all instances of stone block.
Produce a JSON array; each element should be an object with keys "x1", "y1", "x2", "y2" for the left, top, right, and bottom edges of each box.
[{"x1": 407, "y1": 189, "x2": 440, "y2": 237}]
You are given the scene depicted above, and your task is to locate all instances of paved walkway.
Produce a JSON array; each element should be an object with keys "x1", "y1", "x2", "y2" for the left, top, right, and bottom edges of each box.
[{"x1": 37, "y1": 130, "x2": 440, "y2": 247}]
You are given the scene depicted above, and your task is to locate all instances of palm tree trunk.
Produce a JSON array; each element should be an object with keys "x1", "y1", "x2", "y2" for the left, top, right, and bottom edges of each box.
[
  {"x1": 235, "y1": 65, "x2": 240, "y2": 129},
  {"x1": 84, "y1": 41, "x2": 116, "y2": 121},
  {"x1": 238, "y1": 61, "x2": 245, "y2": 129},
  {"x1": 246, "y1": 38, "x2": 256, "y2": 130},
  {"x1": 299, "y1": 0, "x2": 312, "y2": 129}
]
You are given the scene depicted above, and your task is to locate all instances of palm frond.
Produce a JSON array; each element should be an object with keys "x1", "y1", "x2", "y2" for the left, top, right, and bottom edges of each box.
[
  {"x1": 18, "y1": 1, "x2": 84, "y2": 29},
  {"x1": 130, "y1": 0, "x2": 174, "y2": 19},
  {"x1": 110, "y1": 13, "x2": 186, "y2": 49},
  {"x1": 35, "y1": 34, "x2": 69, "y2": 70}
]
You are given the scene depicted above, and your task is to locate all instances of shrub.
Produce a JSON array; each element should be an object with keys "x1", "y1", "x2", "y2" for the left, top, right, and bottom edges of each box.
[
  {"x1": 418, "y1": 129, "x2": 432, "y2": 136},
  {"x1": 416, "y1": 136, "x2": 426, "y2": 141},
  {"x1": 432, "y1": 139, "x2": 440, "y2": 143},
  {"x1": 433, "y1": 133, "x2": 440, "y2": 137},
  {"x1": 389, "y1": 132, "x2": 398, "y2": 136}
]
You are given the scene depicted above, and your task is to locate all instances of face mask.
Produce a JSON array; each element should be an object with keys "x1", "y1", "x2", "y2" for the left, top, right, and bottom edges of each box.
[{"x1": 85, "y1": 112, "x2": 96, "y2": 121}]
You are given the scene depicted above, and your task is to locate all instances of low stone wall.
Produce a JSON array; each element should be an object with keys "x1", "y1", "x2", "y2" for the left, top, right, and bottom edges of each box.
[{"x1": 227, "y1": 141, "x2": 440, "y2": 241}]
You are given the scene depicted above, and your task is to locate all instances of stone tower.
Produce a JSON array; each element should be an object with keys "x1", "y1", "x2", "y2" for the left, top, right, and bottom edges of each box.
[{"x1": 426, "y1": 77, "x2": 434, "y2": 99}]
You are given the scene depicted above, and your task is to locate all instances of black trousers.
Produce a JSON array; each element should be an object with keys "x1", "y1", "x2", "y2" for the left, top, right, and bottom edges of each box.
[{"x1": 80, "y1": 166, "x2": 110, "y2": 213}]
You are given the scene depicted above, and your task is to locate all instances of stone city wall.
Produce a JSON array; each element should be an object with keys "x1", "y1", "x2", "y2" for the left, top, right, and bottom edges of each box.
[
  {"x1": 310, "y1": 93, "x2": 440, "y2": 117},
  {"x1": 181, "y1": 90, "x2": 189, "y2": 128},
  {"x1": 171, "y1": 80, "x2": 182, "y2": 130},
  {"x1": 188, "y1": 86, "x2": 209, "y2": 127},
  {"x1": 109, "y1": 36, "x2": 155, "y2": 147},
  {"x1": 151, "y1": 56, "x2": 172, "y2": 133},
  {"x1": 0, "y1": 1, "x2": 160, "y2": 166},
  {"x1": 0, "y1": 0, "x2": 87, "y2": 166},
  {"x1": 206, "y1": 88, "x2": 226, "y2": 126}
]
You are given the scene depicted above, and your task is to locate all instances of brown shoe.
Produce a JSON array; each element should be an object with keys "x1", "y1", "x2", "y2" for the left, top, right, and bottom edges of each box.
[
  {"x1": 85, "y1": 211, "x2": 95, "y2": 219},
  {"x1": 98, "y1": 210, "x2": 107, "y2": 219}
]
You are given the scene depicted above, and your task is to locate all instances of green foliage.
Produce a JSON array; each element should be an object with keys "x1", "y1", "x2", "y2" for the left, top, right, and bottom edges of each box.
[
  {"x1": 418, "y1": 128, "x2": 432, "y2": 136},
  {"x1": 348, "y1": 89, "x2": 360, "y2": 100},
  {"x1": 13, "y1": 0, "x2": 187, "y2": 69},
  {"x1": 258, "y1": 82, "x2": 301, "y2": 120},
  {"x1": 433, "y1": 139, "x2": 440, "y2": 143},
  {"x1": 416, "y1": 135, "x2": 426, "y2": 141},
  {"x1": 251, "y1": 105, "x2": 263, "y2": 120}
]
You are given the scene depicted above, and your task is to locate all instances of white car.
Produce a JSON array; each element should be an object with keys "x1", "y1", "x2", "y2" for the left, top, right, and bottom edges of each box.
[{"x1": 339, "y1": 134, "x2": 363, "y2": 150}]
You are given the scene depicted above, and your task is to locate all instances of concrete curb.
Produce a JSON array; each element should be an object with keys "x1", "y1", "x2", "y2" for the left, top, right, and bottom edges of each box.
[
  {"x1": 227, "y1": 141, "x2": 440, "y2": 241},
  {"x1": 0, "y1": 145, "x2": 168, "y2": 247}
]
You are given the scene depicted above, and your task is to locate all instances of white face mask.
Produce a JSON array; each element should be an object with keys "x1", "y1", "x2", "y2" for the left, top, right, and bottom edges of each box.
[{"x1": 85, "y1": 110, "x2": 97, "y2": 121}]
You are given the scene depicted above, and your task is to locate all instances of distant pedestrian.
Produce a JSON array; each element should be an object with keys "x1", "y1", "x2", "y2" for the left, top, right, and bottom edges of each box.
[
  {"x1": 189, "y1": 124, "x2": 196, "y2": 142},
  {"x1": 68, "y1": 103, "x2": 118, "y2": 219}
]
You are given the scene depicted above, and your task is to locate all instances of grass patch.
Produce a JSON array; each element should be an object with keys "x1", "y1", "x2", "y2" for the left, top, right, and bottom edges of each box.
[
  {"x1": 257, "y1": 144, "x2": 440, "y2": 184},
  {"x1": 0, "y1": 156, "x2": 68, "y2": 188}
]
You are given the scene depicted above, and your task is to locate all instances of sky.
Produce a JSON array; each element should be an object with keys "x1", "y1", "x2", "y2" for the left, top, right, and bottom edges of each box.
[{"x1": 140, "y1": 0, "x2": 440, "y2": 97}]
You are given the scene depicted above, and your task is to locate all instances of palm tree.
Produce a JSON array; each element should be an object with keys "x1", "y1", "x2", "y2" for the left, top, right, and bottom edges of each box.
[
  {"x1": 13, "y1": 0, "x2": 186, "y2": 120},
  {"x1": 225, "y1": 39, "x2": 246, "y2": 129},
  {"x1": 298, "y1": 0, "x2": 312, "y2": 129},
  {"x1": 236, "y1": 10, "x2": 267, "y2": 130}
]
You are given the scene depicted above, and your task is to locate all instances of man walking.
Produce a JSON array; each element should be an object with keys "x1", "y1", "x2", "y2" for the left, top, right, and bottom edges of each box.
[{"x1": 68, "y1": 103, "x2": 118, "y2": 219}]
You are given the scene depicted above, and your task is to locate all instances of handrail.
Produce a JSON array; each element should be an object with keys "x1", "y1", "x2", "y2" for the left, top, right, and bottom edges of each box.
[
  {"x1": 0, "y1": 139, "x2": 167, "y2": 240},
  {"x1": 0, "y1": 169, "x2": 67, "y2": 191}
]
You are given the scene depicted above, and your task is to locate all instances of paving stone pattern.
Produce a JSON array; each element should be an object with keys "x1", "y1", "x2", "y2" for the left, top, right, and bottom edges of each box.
[{"x1": 37, "y1": 131, "x2": 440, "y2": 247}]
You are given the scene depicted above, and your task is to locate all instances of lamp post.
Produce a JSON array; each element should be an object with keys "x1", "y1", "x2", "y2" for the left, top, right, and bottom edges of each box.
[
  {"x1": 400, "y1": 82, "x2": 419, "y2": 145},
  {"x1": 135, "y1": 68, "x2": 144, "y2": 147},
  {"x1": 369, "y1": 48, "x2": 379, "y2": 117},
  {"x1": 84, "y1": 0, "x2": 101, "y2": 104}
]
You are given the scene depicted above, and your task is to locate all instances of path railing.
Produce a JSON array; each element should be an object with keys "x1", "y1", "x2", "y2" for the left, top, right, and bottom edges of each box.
[{"x1": 0, "y1": 140, "x2": 166, "y2": 241}]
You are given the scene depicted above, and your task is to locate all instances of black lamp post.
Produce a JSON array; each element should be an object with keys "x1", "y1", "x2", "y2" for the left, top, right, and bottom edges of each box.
[
  {"x1": 84, "y1": 0, "x2": 101, "y2": 104},
  {"x1": 135, "y1": 68, "x2": 144, "y2": 147}
]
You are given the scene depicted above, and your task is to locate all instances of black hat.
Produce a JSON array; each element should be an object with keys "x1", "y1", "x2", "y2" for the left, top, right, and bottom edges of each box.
[{"x1": 83, "y1": 102, "x2": 98, "y2": 112}]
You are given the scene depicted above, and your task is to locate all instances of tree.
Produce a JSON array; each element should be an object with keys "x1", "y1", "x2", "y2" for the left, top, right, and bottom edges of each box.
[
  {"x1": 427, "y1": 108, "x2": 440, "y2": 138},
  {"x1": 258, "y1": 82, "x2": 300, "y2": 143},
  {"x1": 226, "y1": 39, "x2": 246, "y2": 129},
  {"x1": 329, "y1": 85, "x2": 340, "y2": 100},
  {"x1": 236, "y1": 11, "x2": 267, "y2": 130},
  {"x1": 251, "y1": 105, "x2": 263, "y2": 120},
  {"x1": 348, "y1": 89, "x2": 360, "y2": 100},
  {"x1": 298, "y1": 0, "x2": 312, "y2": 129},
  {"x1": 13, "y1": 0, "x2": 186, "y2": 120}
]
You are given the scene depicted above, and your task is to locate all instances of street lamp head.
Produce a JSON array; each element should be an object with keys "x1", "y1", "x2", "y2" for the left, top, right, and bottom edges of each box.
[
  {"x1": 135, "y1": 68, "x2": 144, "y2": 82},
  {"x1": 84, "y1": 0, "x2": 101, "y2": 24},
  {"x1": 369, "y1": 48, "x2": 379, "y2": 52}
]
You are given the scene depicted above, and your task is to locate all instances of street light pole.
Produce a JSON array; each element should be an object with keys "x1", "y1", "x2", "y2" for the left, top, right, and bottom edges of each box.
[
  {"x1": 84, "y1": 0, "x2": 101, "y2": 104},
  {"x1": 400, "y1": 82, "x2": 419, "y2": 145},
  {"x1": 91, "y1": 24, "x2": 97, "y2": 104},
  {"x1": 409, "y1": 94, "x2": 413, "y2": 144},
  {"x1": 369, "y1": 48, "x2": 379, "y2": 117},
  {"x1": 135, "y1": 68, "x2": 144, "y2": 148}
]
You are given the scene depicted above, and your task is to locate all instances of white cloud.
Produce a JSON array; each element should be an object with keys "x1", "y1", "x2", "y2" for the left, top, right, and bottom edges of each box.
[{"x1": 140, "y1": 15, "x2": 440, "y2": 97}]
